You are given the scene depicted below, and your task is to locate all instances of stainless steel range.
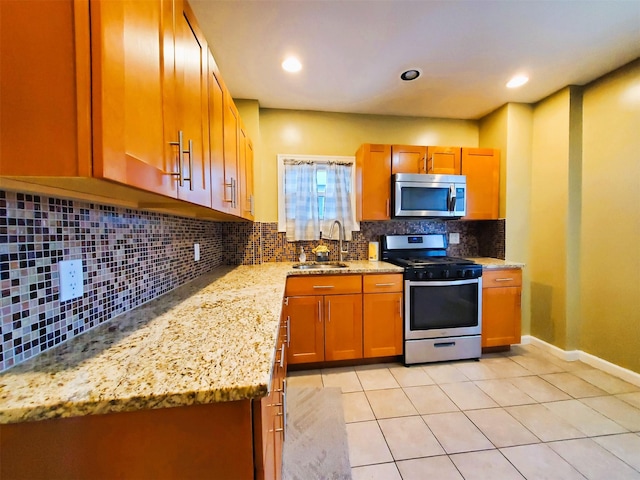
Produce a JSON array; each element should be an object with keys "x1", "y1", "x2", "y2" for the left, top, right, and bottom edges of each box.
[{"x1": 381, "y1": 234, "x2": 483, "y2": 365}]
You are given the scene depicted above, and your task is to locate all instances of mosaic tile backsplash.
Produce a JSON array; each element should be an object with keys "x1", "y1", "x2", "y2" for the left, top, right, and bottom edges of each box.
[
  {"x1": 1, "y1": 188, "x2": 504, "y2": 372},
  {"x1": 224, "y1": 219, "x2": 506, "y2": 265},
  {"x1": 0, "y1": 190, "x2": 226, "y2": 372}
]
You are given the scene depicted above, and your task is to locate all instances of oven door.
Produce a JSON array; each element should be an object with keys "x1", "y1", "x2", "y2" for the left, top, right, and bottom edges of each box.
[{"x1": 404, "y1": 278, "x2": 482, "y2": 340}]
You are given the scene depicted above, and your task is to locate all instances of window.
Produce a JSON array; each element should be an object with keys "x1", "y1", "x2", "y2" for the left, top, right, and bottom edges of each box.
[{"x1": 277, "y1": 154, "x2": 359, "y2": 241}]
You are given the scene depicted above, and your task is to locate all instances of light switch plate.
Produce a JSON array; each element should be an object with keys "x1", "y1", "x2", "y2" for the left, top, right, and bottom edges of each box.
[
  {"x1": 449, "y1": 233, "x2": 460, "y2": 244},
  {"x1": 194, "y1": 243, "x2": 200, "y2": 261},
  {"x1": 59, "y1": 259, "x2": 84, "y2": 302}
]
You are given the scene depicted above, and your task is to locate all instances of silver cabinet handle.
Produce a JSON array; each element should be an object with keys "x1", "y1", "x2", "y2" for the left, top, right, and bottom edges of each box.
[
  {"x1": 168, "y1": 130, "x2": 185, "y2": 187},
  {"x1": 398, "y1": 299, "x2": 402, "y2": 317},
  {"x1": 375, "y1": 283, "x2": 396, "y2": 287},
  {"x1": 282, "y1": 378, "x2": 287, "y2": 438},
  {"x1": 286, "y1": 316, "x2": 291, "y2": 347},
  {"x1": 169, "y1": 131, "x2": 193, "y2": 189},
  {"x1": 249, "y1": 194, "x2": 255, "y2": 216},
  {"x1": 423, "y1": 155, "x2": 427, "y2": 173},
  {"x1": 495, "y1": 278, "x2": 514, "y2": 282},
  {"x1": 185, "y1": 139, "x2": 193, "y2": 191},
  {"x1": 313, "y1": 285, "x2": 335, "y2": 289},
  {"x1": 224, "y1": 177, "x2": 236, "y2": 207},
  {"x1": 318, "y1": 300, "x2": 322, "y2": 322},
  {"x1": 327, "y1": 300, "x2": 331, "y2": 322},
  {"x1": 279, "y1": 344, "x2": 285, "y2": 368},
  {"x1": 386, "y1": 198, "x2": 390, "y2": 217},
  {"x1": 232, "y1": 178, "x2": 237, "y2": 208}
]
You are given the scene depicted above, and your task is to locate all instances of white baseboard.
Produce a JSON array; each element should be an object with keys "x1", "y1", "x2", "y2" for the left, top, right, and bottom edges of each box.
[{"x1": 521, "y1": 335, "x2": 640, "y2": 387}]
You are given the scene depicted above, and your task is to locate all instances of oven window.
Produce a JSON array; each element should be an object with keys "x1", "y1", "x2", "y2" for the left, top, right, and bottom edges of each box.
[
  {"x1": 409, "y1": 283, "x2": 478, "y2": 330},
  {"x1": 401, "y1": 187, "x2": 448, "y2": 211}
]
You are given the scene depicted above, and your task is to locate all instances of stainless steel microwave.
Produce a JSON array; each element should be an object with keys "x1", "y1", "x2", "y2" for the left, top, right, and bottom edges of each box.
[{"x1": 392, "y1": 173, "x2": 466, "y2": 218}]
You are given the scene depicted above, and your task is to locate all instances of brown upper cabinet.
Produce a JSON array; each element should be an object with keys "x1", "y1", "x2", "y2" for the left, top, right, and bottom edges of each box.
[
  {"x1": 239, "y1": 126, "x2": 255, "y2": 220},
  {"x1": 1, "y1": 0, "x2": 252, "y2": 220},
  {"x1": 356, "y1": 144, "x2": 392, "y2": 221},
  {"x1": 462, "y1": 148, "x2": 500, "y2": 220},
  {"x1": 209, "y1": 77, "x2": 254, "y2": 220},
  {"x1": 356, "y1": 143, "x2": 500, "y2": 221},
  {"x1": 391, "y1": 145, "x2": 461, "y2": 175},
  {"x1": 426, "y1": 146, "x2": 462, "y2": 175},
  {"x1": 391, "y1": 145, "x2": 427, "y2": 174},
  {"x1": 172, "y1": 1, "x2": 211, "y2": 208}
]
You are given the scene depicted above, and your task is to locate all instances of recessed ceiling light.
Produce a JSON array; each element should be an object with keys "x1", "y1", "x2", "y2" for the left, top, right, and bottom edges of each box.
[
  {"x1": 282, "y1": 56, "x2": 302, "y2": 73},
  {"x1": 400, "y1": 69, "x2": 421, "y2": 81},
  {"x1": 506, "y1": 74, "x2": 529, "y2": 88}
]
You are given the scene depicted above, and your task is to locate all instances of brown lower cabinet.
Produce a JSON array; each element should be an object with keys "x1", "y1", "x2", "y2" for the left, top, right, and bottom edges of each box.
[
  {"x1": 481, "y1": 268, "x2": 523, "y2": 348},
  {"x1": 0, "y1": 319, "x2": 287, "y2": 480},
  {"x1": 285, "y1": 273, "x2": 403, "y2": 365},
  {"x1": 363, "y1": 274, "x2": 403, "y2": 357}
]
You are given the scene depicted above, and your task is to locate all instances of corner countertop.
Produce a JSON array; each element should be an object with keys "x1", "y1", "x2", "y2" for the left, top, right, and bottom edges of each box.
[
  {"x1": 468, "y1": 257, "x2": 525, "y2": 269},
  {"x1": 0, "y1": 261, "x2": 402, "y2": 425}
]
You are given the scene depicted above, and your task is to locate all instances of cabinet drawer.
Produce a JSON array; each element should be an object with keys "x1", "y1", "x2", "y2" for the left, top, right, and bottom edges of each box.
[
  {"x1": 286, "y1": 275, "x2": 362, "y2": 296},
  {"x1": 482, "y1": 269, "x2": 522, "y2": 288},
  {"x1": 363, "y1": 274, "x2": 403, "y2": 293}
]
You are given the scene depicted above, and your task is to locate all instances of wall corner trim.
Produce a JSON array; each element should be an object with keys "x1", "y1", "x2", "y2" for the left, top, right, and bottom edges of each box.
[{"x1": 521, "y1": 335, "x2": 640, "y2": 387}]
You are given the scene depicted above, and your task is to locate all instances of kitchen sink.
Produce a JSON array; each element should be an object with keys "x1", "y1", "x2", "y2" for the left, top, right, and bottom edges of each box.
[{"x1": 292, "y1": 262, "x2": 349, "y2": 270}]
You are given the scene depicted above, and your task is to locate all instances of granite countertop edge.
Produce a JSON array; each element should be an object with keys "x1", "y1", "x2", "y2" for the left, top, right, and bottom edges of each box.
[
  {"x1": 467, "y1": 257, "x2": 526, "y2": 269},
  {"x1": 0, "y1": 261, "x2": 403, "y2": 425}
]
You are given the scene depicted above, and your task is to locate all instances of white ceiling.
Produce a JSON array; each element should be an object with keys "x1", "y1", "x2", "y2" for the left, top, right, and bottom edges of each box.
[{"x1": 189, "y1": 0, "x2": 640, "y2": 120}]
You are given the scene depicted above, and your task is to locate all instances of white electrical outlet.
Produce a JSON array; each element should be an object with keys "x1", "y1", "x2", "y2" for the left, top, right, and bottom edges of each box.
[
  {"x1": 449, "y1": 232, "x2": 460, "y2": 244},
  {"x1": 194, "y1": 243, "x2": 200, "y2": 261},
  {"x1": 59, "y1": 259, "x2": 84, "y2": 302}
]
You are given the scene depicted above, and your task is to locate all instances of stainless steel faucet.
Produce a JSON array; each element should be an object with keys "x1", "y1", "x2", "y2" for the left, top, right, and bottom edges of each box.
[{"x1": 328, "y1": 220, "x2": 349, "y2": 261}]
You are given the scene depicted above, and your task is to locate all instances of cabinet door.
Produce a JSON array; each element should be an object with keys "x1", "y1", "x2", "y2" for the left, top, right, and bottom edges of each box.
[
  {"x1": 208, "y1": 56, "x2": 226, "y2": 212},
  {"x1": 273, "y1": 345, "x2": 286, "y2": 480},
  {"x1": 462, "y1": 148, "x2": 500, "y2": 220},
  {"x1": 391, "y1": 145, "x2": 427, "y2": 174},
  {"x1": 240, "y1": 128, "x2": 255, "y2": 220},
  {"x1": 324, "y1": 294, "x2": 363, "y2": 361},
  {"x1": 173, "y1": 2, "x2": 210, "y2": 207},
  {"x1": 223, "y1": 91, "x2": 242, "y2": 216},
  {"x1": 426, "y1": 146, "x2": 461, "y2": 174},
  {"x1": 0, "y1": 0, "x2": 91, "y2": 176},
  {"x1": 482, "y1": 269, "x2": 522, "y2": 348},
  {"x1": 356, "y1": 144, "x2": 391, "y2": 220},
  {"x1": 257, "y1": 387, "x2": 276, "y2": 480},
  {"x1": 91, "y1": 0, "x2": 176, "y2": 197},
  {"x1": 285, "y1": 296, "x2": 324, "y2": 364},
  {"x1": 363, "y1": 292, "x2": 403, "y2": 358},
  {"x1": 482, "y1": 286, "x2": 522, "y2": 347}
]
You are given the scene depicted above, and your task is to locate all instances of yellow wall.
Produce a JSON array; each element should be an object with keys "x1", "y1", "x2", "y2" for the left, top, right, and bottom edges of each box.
[
  {"x1": 254, "y1": 109, "x2": 478, "y2": 222},
  {"x1": 529, "y1": 88, "x2": 573, "y2": 348},
  {"x1": 580, "y1": 60, "x2": 640, "y2": 372},
  {"x1": 479, "y1": 103, "x2": 533, "y2": 334}
]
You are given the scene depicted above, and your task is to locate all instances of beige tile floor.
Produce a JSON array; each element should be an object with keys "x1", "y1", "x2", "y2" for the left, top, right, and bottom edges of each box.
[{"x1": 287, "y1": 344, "x2": 640, "y2": 480}]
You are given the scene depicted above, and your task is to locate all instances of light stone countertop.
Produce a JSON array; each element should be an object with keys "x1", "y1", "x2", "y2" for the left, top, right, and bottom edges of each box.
[
  {"x1": 0, "y1": 260, "x2": 402, "y2": 424},
  {"x1": 468, "y1": 257, "x2": 525, "y2": 269}
]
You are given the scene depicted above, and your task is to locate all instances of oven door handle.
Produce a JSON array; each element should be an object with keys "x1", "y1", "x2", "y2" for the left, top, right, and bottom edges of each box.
[{"x1": 406, "y1": 278, "x2": 481, "y2": 287}]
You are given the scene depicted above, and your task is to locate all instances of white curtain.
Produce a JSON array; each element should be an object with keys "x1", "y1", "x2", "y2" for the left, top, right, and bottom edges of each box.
[
  {"x1": 321, "y1": 162, "x2": 356, "y2": 241},
  {"x1": 284, "y1": 161, "x2": 320, "y2": 241}
]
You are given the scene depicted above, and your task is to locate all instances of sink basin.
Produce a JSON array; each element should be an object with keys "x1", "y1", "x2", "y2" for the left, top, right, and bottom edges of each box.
[{"x1": 292, "y1": 262, "x2": 349, "y2": 270}]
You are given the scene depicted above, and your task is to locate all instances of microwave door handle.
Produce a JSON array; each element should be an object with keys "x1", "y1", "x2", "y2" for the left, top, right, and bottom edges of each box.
[{"x1": 448, "y1": 185, "x2": 456, "y2": 212}]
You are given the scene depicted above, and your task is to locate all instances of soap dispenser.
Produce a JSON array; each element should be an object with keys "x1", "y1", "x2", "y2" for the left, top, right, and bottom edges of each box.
[{"x1": 299, "y1": 247, "x2": 306, "y2": 263}]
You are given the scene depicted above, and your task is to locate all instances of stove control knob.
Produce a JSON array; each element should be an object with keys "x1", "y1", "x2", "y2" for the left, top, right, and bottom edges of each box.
[
  {"x1": 456, "y1": 269, "x2": 463, "y2": 278},
  {"x1": 416, "y1": 271, "x2": 425, "y2": 280},
  {"x1": 442, "y1": 270, "x2": 450, "y2": 279},
  {"x1": 466, "y1": 269, "x2": 475, "y2": 278},
  {"x1": 427, "y1": 271, "x2": 434, "y2": 279}
]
